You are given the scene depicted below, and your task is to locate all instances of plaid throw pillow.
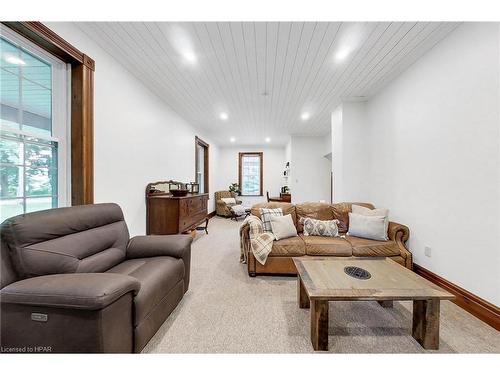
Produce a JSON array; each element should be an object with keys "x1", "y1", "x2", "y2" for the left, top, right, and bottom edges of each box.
[
  {"x1": 260, "y1": 207, "x2": 283, "y2": 232},
  {"x1": 303, "y1": 218, "x2": 340, "y2": 237}
]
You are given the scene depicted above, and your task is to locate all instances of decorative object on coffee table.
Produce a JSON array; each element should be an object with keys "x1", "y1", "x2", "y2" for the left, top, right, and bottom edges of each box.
[
  {"x1": 344, "y1": 265, "x2": 371, "y2": 280},
  {"x1": 293, "y1": 257, "x2": 454, "y2": 351}
]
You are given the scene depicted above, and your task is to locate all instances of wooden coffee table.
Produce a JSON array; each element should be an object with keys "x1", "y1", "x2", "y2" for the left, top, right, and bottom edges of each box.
[{"x1": 293, "y1": 257, "x2": 454, "y2": 351}]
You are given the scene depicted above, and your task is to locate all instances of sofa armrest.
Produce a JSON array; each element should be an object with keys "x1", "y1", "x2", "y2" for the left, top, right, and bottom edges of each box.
[
  {"x1": 388, "y1": 221, "x2": 409, "y2": 243},
  {"x1": 388, "y1": 221, "x2": 412, "y2": 269},
  {"x1": 127, "y1": 235, "x2": 192, "y2": 292},
  {"x1": 127, "y1": 235, "x2": 192, "y2": 259},
  {"x1": 0, "y1": 273, "x2": 140, "y2": 310}
]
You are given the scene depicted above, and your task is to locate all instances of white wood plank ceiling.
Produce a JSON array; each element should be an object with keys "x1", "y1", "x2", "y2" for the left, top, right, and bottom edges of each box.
[{"x1": 76, "y1": 22, "x2": 459, "y2": 146}]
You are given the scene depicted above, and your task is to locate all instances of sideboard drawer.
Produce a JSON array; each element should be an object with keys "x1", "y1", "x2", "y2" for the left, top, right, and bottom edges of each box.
[
  {"x1": 147, "y1": 193, "x2": 209, "y2": 235},
  {"x1": 180, "y1": 210, "x2": 207, "y2": 232},
  {"x1": 188, "y1": 196, "x2": 204, "y2": 215}
]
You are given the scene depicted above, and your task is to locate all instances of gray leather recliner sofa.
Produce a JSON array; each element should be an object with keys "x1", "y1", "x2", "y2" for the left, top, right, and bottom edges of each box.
[{"x1": 0, "y1": 203, "x2": 192, "y2": 353}]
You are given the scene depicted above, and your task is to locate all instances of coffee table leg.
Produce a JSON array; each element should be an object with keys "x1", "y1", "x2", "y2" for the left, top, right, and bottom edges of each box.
[
  {"x1": 378, "y1": 300, "x2": 393, "y2": 308},
  {"x1": 298, "y1": 276, "x2": 310, "y2": 309},
  {"x1": 412, "y1": 299, "x2": 440, "y2": 350},
  {"x1": 311, "y1": 300, "x2": 328, "y2": 351}
]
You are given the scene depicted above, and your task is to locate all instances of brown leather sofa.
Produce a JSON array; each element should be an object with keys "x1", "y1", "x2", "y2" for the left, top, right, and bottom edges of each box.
[
  {"x1": 0, "y1": 203, "x2": 192, "y2": 353},
  {"x1": 241, "y1": 202, "x2": 412, "y2": 276}
]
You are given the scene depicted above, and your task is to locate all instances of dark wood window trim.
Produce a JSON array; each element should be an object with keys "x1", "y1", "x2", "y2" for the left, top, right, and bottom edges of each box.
[
  {"x1": 195, "y1": 136, "x2": 209, "y2": 194},
  {"x1": 1, "y1": 21, "x2": 95, "y2": 205},
  {"x1": 238, "y1": 152, "x2": 263, "y2": 196}
]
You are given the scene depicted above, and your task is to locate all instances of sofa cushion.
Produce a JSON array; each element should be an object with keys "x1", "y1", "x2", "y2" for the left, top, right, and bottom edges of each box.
[
  {"x1": 295, "y1": 202, "x2": 334, "y2": 232},
  {"x1": 270, "y1": 214, "x2": 298, "y2": 240},
  {"x1": 271, "y1": 236, "x2": 305, "y2": 256},
  {"x1": 260, "y1": 207, "x2": 283, "y2": 232},
  {"x1": 345, "y1": 235, "x2": 401, "y2": 257},
  {"x1": 331, "y1": 202, "x2": 374, "y2": 233},
  {"x1": 352, "y1": 205, "x2": 389, "y2": 239},
  {"x1": 303, "y1": 218, "x2": 339, "y2": 237},
  {"x1": 106, "y1": 257, "x2": 184, "y2": 326},
  {"x1": 347, "y1": 213, "x2": 388, "y2": 241},
  {"x1": 251, "y1": 202, "x2": 297, "y2": 226},
  {"x1": 301, "y1": 234, "x2": 352, "y2": 256},
  {"x1": 221, "y1": 197, "x2": 237, "y2": 205}
]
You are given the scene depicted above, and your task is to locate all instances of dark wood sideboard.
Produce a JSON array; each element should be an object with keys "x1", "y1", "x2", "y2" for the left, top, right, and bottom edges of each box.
[{"x1": 146, "y1": 193, "x2": 209, "y2": 235}]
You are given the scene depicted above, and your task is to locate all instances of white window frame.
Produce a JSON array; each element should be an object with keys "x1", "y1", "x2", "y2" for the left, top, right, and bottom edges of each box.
[{"x1": 0, "y1": 25, "x2": 71, "y2": 211}]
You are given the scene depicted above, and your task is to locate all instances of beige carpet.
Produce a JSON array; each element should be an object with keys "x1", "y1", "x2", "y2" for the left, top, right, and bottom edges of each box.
[{"x1": 143, "y1": 217, "x2": 500, "y2": 353}]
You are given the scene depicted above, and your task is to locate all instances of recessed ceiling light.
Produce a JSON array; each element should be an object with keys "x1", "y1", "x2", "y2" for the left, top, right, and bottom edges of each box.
[
  {"x1": 182, "y1": 50, "x2": 197, "y2": 65},
  {"x1": 301, "y1": 112, "x2": 310, "y2": 121},
  {"x1": 219, "y1": 112, "x2": 229, "y2": 121},
  {"x1": 335, "y1": 47, "x2": 350, "y2": 62},
  {"x1": 230, "y1": 137, "x2": 236, "y2": 143},
  {"x1": 169, "y1": 25, "x2": 197, "y2": 66},
  {"x1": 265, "y1": 137, "x2": 271, "y2": 143},
  {"x1": 5, "y1": 55, "x2": 26, "y2": 65}
]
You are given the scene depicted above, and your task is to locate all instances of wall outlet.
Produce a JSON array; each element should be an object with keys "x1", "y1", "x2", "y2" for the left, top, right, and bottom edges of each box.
[{"x1": 424, "y1": 246, "x2": 432, "y2": 257}]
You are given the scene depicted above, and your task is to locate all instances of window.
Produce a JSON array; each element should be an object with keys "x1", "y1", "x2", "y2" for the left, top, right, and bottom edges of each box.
[
  {"x1": 195, "y1": 136, "x2": 209, "y2": 193},
  {"x1": 0, "y1": 28, "x2": 69, "y2": 222},
  {"x1": 238, "y1": 152, "x2": 263, "y2": 196}
]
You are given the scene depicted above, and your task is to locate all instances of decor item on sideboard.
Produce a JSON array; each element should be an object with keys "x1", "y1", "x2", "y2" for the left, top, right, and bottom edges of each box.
[
  {"x1": 170, "y1": 188, "x2": 189, "y2": 197},
  {"x1": 187, "y1": 182, "x2": 199, "y2": 194},
  {"x1": 229, "y1": 182, "x2": 241, "y2": 195},
  {"x1": 147, "y1": 180, "x2": 182, "y2": 196},
  {"x1": 169, "y1": 181, "x2": 181, "y2": 191},
  {"x1": 146, "y1": 180, "x2": 194, "y2": 197}
]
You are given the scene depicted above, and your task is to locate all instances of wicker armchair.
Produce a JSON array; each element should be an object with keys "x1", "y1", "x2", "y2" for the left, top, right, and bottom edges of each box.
[{"x1": 215, "y1": 191, "x2": 242, "y2": 217}]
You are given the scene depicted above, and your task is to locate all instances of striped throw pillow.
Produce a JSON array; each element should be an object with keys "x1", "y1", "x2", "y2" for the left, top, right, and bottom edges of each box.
[{"x1": 260, "y1": 207, "x2": 283, "y2": 233}]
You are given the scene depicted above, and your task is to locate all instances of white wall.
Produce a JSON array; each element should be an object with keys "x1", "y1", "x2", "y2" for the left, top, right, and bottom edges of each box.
[
  {"x1": 335, "y1": 23, "x2": 500, "y2": 305},
  {"x1": 45, "y1": 23, "x2": 219, "y2": 236},
  {"x1": 331, "y1": 102, "x2": 370, "y2": 202},
  {"x1": 331, "y1": 107, "x2": 344, "y2": 202},
  {"x1": 289, "y1": 136, "x2": 331, "y2": 203},
  {"x1": 285, "y1": 137, "x2": 292, "y2": 163},
  {"x1": 215, "y1": 146, "x2": 286, "y2": 206}
]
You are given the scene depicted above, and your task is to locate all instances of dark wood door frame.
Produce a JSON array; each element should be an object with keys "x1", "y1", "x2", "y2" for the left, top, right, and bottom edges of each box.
[
  {"x1": 2, "y1": 21, "x2": 95, "y2": 205},
  {"x1": 195, "y1": 136, "x2": 209, "y2": 194},
  {"x1": 238, "y1": 152, "x2": 263, "y2": 196}
]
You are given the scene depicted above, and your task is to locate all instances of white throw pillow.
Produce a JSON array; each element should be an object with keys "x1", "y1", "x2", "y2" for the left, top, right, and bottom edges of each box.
[
  {"x1": 347, "y1": 213, "x2": 388, "y2": 241},
  {"x1": 270, "y1": 214, "x2": 298, "y2": 240},
  {"x1": 221, "y1": 197, "x2": 237, "y2": 205},
  {"x1": 352, "y1": 205, "x2": 389, "y2": 239}
]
